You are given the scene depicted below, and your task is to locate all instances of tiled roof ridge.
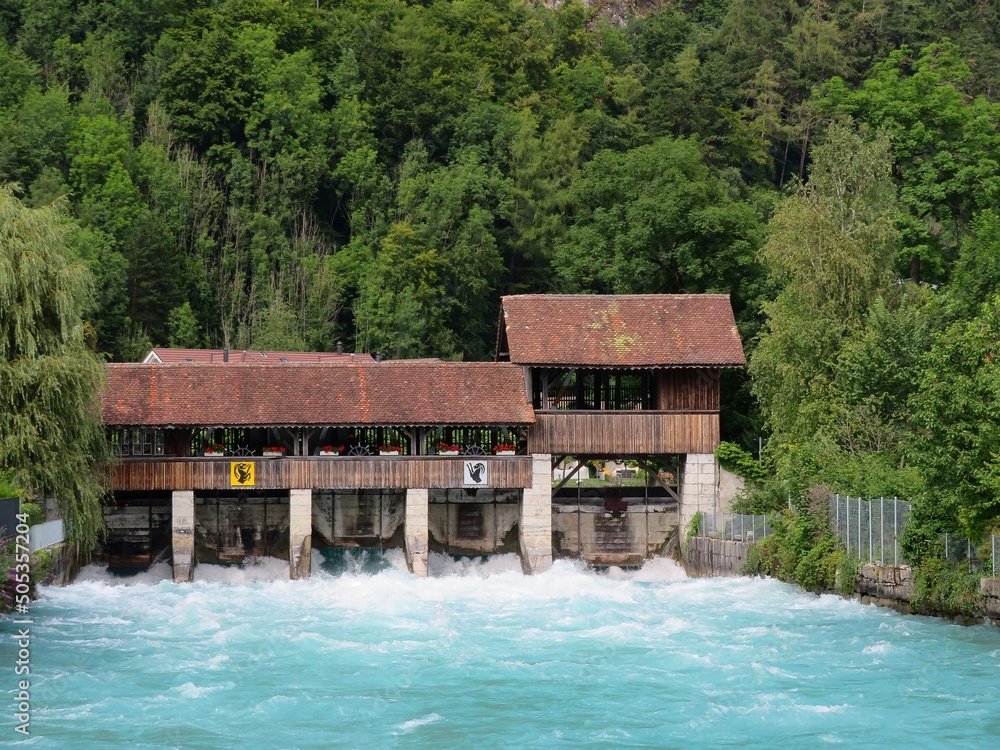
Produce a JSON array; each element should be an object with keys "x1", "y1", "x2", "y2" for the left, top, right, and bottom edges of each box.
[
  {"x1": 500, "y1": 293, "x2": 745, "y2": 367},
  {"x1": 502, "y1": 292, "x2": 733, "y2": 299},
  {"x1": 108, "y1": 360, "x2": 510, "y2": 368},
  {"x1": 103, "y1": 360, "x2": 535, "y2": 426}
]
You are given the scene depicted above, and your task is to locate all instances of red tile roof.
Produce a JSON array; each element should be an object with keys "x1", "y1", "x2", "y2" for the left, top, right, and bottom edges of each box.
[
  {"x1": 142, "y1": 348, "x2": 373, "y2": 364},
  {"x1": 104, "y1": 362, "x2": 535, "y2": 427},
  {"x1": 499, "y1": 294, "x2": 745, "y2": 367}
]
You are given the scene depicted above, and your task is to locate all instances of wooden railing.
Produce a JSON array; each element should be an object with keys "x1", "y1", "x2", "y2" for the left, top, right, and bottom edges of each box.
[
  {"x1": 108, "y1": 456, "x2": 533, "y2": 492},
  {"x1": 528, "y1": 411, "x2": 719, "y2": 455}
]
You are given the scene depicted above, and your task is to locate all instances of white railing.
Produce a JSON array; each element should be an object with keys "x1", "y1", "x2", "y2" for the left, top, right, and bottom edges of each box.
[{"x1": 29, "y1": 519, "x2": 64, "y2": 553}]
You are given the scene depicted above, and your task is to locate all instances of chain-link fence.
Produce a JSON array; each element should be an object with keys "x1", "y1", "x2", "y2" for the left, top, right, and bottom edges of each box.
[
  {"x1": 940, "y1": 533, "x2": 1000, "y2": 576},
  {"x1": 695, "y1": 498, "x2": 1000, "y2": 576},
  {"x1": 699, "y1": 512, "x2": 772, "y2": 542},
  {"x1": 829, "y1": 495, "x2": 910, "y2": 566}
]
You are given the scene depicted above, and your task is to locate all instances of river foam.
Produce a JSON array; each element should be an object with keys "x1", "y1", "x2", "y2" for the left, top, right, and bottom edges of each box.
[{"x1": 3, "y1": 552, "x2": 1000, "y2": 748}]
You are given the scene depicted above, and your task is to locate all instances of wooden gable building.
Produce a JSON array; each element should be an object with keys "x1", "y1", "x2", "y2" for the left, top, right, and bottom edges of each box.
[{"x1": 497, "y1": 294, "x2": 745, "y2": 455}]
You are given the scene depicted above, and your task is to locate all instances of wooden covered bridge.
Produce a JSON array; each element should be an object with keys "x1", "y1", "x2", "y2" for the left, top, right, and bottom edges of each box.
[{"x1": 100, "y1": 294, "x2": 745, "y2": 579}]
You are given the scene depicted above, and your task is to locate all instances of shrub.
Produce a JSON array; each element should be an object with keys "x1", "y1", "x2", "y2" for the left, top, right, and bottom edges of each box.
[{"x1": 714, "y1": 441, "x2": 768, "y2": 483}]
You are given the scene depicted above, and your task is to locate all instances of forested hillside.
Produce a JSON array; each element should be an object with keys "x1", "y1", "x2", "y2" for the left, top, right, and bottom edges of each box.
[{"x1": 3, "y1": 0, "x2": 1000, "y2": 545}]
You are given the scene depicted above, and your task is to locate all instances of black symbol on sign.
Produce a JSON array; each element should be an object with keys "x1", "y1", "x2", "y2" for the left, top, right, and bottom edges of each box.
[
  {"x1": 234, "y1": 463, "x2": 253, "y2": 484},
  {"x1": 467, "y1": 462, "x2": 486, "y2": 484}
]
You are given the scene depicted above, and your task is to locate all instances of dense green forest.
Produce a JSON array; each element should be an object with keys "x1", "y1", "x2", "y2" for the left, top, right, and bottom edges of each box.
[{"x1": 3, "y1": 0, "x2": 1000, "y2": 550}]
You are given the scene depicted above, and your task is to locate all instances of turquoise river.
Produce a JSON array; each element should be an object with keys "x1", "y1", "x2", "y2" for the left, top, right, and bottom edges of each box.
[{"x1": 3, "y1": 551, "x2": 999, "y2": 748}]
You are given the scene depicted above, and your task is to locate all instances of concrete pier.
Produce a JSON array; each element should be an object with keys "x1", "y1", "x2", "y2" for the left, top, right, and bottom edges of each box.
[
  {"x1": 405, "y1": 488, "x2": 429, "y2": 577},
  {"x1": 289, "y1": 489, "x2": 312, "y2": 579},
  {"x1": 171, "y1": 490, "x2": 195, "y2": 582},
  {"x1": 679, "y1": 453, "x2": 719, "y2": 545},
  {"x1": 519, "y1": 453, "x2": 552, "y2": 574}
]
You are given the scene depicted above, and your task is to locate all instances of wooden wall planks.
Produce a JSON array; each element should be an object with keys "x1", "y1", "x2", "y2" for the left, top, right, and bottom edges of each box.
[
  {"x1": 109, "y1": 456, "x2": 533, "y2": 491},
  {"x1": 528, "y1": 412, "x2": 719, "y2": 455}
]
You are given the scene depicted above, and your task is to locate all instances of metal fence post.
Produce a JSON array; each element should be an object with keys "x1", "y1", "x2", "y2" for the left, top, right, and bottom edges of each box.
[
  {"x1": 857, "y1": 496, "x2": 862, "y2": 560},
  {"x1": 846, "y1": 496, "x2": 851, "y2": 556},
  {"x1": 879, "y1": 497, "x2": 884, "y2": 565},
  {"x1": 893, "y1": 497, "x2": 898, "y2": 566},
  {"x1": 868, "y1": 499, "x2": 873, "y2": 564}
]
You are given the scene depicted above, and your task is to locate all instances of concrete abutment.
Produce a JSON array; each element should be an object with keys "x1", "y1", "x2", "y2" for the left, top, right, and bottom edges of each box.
[
  {"x1": 289, "y1": 489, "x2": 312, "y2": 580},
  {"x1": 405, "y1": 488, "x2": 429, "y2": 577},
  {"x1": 520, "y1": 453, "x2": 553, "y2": 575},
  {"x1": 171, "y1": 490, "x2": 195, "y2": 583}
]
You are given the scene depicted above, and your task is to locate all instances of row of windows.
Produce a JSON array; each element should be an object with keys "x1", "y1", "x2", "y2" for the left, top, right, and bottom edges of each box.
[{"x1": 110, "y1": 429, "x2": 164, "y2": 456}]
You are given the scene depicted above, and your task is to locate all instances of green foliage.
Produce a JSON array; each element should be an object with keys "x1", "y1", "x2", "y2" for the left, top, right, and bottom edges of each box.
[
  {"x1": 0, "y1": 185, "x2": 107, "y2": 554},
  {"x1": 741, "y1": 506, "x2": 842, "y2": 592},
  {"x1": 20, "y1": 501, "x2": 43, "y2": 528},
  {"x1": 911, "y1": 556, "x2": 982, "y2": 618},
  {"x1": 0, "y1": 470, "x2": 18, "y2": 498},
  {"x1": 906, "y1": 294, "x2": 1000, "y2": 537},
  {"x1": 167, "y1": 302, "x2": 203, "y2": 349},
  {"x1": 817, "y1": 44, "x2": 1000, "y2": 283},
  {"x1": 685, "y1": 511, "x2": 704, "y2": 542},
  {"x1": 714, "y1": 441, "x2": 767, "y2": 483},
  {"x1": 836, "y1": 554, "x2": 861, "y2": 598},
  {"x1": 0, "y1": 537, "x2": 57, "y2": 615},
  {"x1": 555, "y1": 136, "x2": 762, "y2": 314},
  {"x1": 750, "y1": 122, "x2": 899, "y2": 444}
]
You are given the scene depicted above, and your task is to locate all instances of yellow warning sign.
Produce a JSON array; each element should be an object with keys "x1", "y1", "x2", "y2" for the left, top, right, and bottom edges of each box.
[{"x1": 230, "y1": 461, "x2": 255, "y2": 487}]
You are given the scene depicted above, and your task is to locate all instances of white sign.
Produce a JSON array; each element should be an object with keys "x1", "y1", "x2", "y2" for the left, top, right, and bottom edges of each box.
[{"x1": 463, "y1": 460, "x2": 488, "y2": 487}]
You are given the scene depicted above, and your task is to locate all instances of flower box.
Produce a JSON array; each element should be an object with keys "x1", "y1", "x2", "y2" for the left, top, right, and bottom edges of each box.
[
  {"x1": 262, "y1": 451, "x2": 284, "y2": 457},
  {"x1": 439, "y1": 450, "x2": 459, "y2": 456},
  {"x1": 319, "y1": 451, "x2": 338, "y2": 456},
  {"x1": 379, "y1": 450, "x2": 400, "y2": 456},
  {"x1": 203, "y1": 450, "x2": 224, "y2": 457},
  {"x1": 495, "y1": 450, "x2": 515, "y2": 456}
]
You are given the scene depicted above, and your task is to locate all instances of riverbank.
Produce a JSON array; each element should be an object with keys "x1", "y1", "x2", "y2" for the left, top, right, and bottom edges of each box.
[{"x1": 683, "y1": 536, "x2": 1000, "y2": 625}]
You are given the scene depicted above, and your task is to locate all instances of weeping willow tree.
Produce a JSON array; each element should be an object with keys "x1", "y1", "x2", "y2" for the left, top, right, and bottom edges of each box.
[{"x1": 0, "y1": 184, "x2": 107, "y2": 554}]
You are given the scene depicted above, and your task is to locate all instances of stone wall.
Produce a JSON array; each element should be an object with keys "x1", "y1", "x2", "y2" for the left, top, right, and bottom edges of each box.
[
  {"x1": 854, "y1": 563, "x2": 915, "y2": 614},
  {"x1": 683, "y1": 536, "x2": 751, "y2": 578},
  {"x1": 856, "y1": 564, "x2": 1000, "y2": 623},
  {"x1": 684, "y1": 538, "x2": 1000, "y2": 624},
  {"x1": 980, "y1": 578, "x2": 1000, "y2": 620}
]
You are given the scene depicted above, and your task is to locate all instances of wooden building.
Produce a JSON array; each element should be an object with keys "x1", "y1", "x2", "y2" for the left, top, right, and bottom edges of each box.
[
  {"x1": 498, "y1": 294, "x2": 745, "y2": 455},
  {"x1": 101, "y1": 294, "x2": 745, "y2": 580}
]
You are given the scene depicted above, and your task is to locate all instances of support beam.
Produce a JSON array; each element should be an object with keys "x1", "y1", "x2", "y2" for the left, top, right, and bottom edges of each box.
[
  {"x1": 553, "y1": 460, "x2": 585, "y2": 493},
  {"x1": 171, "y1": 490, "x2": 195, "y2": 583},
  {"x1": 405, "y1": 488, "x2": 429, "y2": 577},
  {"x1": 289, "y1": 489, "x2": 312, "y2": 580},
  {"x1": 679, "y1": 453, "x2": 718, "y2": 549},
  {"x1": 637, "y1": 459, "x2": 680, "y2": 502},
  {"x1": 520, "y1": 453, "x2": 553, "y2": 574}
]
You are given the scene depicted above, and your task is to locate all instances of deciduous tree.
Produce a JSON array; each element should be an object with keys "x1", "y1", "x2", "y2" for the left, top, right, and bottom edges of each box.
[{"x1": 0, "y1": 185, "x2": 107, "y2": 553}]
